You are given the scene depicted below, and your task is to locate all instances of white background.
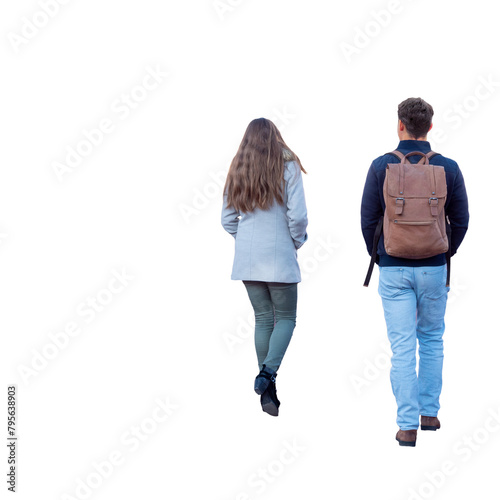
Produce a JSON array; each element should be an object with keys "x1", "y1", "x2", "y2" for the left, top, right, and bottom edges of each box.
[{"x1": 1, "y1": 1, "x2": 499, "y2": 499}]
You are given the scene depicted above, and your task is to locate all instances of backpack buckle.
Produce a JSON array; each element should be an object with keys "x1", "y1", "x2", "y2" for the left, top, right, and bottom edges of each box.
[
  {"x1": 429, "y1": 197, "x2": 439, "y2": 216},
  {"x1": 395, "y1": 197, "x2": 405, "y2": 215}
]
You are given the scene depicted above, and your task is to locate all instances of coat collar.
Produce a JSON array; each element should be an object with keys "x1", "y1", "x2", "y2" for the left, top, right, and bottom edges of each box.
[
  {"x1": 397, "y1": 140, "x2": 432, "y2": 152},
  {"x1": 283, "y1": 149, "x2": 294, "y2": 161}
]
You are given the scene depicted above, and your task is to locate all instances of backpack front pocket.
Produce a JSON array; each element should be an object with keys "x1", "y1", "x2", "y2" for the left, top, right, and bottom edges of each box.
[{"x1": 393, "y1": 220, "x2": 435, "y2": 226}]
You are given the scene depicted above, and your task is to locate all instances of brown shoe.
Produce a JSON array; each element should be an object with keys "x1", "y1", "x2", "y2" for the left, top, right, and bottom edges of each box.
[
  {"x1": 396, "y1": 429, "x2": 417, "y2": 447},
  {"x1": 421, "y1": 416, "x2": 441, "y2": 431}
]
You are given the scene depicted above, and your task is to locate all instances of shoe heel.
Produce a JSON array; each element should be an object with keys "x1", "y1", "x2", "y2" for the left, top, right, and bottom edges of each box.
[
  {"x1": 254, "y1": 366, "x2": 276, "y2": 395},
  {"x1": 397, "y1": 439, "x2": 416, "y2": 447},
  {"x1": 254, "y1": 380, "x2": 270, "y2": 395}
]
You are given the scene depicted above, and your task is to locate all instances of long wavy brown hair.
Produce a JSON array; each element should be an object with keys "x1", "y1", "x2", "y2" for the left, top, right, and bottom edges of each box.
[{"x1": 223, "y1": 118, "x2": 306, "y2": 213}]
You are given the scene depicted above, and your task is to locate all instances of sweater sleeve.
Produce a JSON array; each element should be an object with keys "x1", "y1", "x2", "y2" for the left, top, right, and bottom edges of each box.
[
  {"x1": 446, "y1": 165, "x2": 469, "y2": 256},
  {"x1": 221, "y1": 191, "x2": 240, "y2": 238},
  {"x1": 361, "y1": 162, "x2": 384, "y2": 256},
  {"x1": 285, "y1": 161, "x2": 308, "y2": 249}
]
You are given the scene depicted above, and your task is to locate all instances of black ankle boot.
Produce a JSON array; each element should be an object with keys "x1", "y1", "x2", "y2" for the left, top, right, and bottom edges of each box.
[
  {"x1": 261, "y1": 380, "x2": 280, "y2": 417},
  {"x1": 254, "y1": 365, "x2": 277, "y2": 395}
]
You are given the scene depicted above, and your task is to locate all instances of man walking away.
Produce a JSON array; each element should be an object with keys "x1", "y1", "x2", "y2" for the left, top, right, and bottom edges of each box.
[{"x1": 361, "y1": 97, "x2": 469, "y2": 446}]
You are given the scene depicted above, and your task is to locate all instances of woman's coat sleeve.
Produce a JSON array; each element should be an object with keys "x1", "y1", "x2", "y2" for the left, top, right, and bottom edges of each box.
[
  {"x1": 285, "y1": 162, "x2": 308, "y2": 249},
  {"x1": 221, "y1": 191, "x2": 240, "y2": 237}
]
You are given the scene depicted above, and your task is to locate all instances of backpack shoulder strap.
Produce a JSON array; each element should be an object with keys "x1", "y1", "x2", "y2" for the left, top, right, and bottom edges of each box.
[
  {"x1": 363, "y1": 217, "x2": 384, "y2": 287},
  {"x1": 427, "y1": 151, "x2": 441, "y2": 161},
  {"x1": 387, "y1": 150, "x2": 442, "y2": 164},
  {"x1": 387, "y1": 150, "x2": 405, "y2": 162}
]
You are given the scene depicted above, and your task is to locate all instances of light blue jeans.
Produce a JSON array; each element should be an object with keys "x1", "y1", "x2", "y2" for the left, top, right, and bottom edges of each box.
[{"x1": 378, "y1": 265, "x2": 449, "y2": 430}]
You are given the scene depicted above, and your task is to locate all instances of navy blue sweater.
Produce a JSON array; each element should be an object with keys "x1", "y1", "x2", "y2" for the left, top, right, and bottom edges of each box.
[{"x1": 361, "y1": 140, "x2": 469, "y2": 267}]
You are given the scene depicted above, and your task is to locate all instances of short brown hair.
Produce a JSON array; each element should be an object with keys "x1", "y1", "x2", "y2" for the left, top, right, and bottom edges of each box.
[{"x1": 398, "y1": 97, "x2": 434, "y2": 139}]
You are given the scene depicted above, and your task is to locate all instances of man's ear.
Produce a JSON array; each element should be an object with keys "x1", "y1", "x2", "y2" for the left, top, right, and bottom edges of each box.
[
  {"x1": 428, "y1": 123, "x2": 433, "y2": 132},
  {"x1": 398, "y1": 120, "x2": 405, "y2": 132}
]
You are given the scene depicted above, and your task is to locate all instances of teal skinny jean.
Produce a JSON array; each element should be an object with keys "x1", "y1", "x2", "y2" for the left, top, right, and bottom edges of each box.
[{"x1": 242, "y1": 281, "x2": 297, "y2": 372}]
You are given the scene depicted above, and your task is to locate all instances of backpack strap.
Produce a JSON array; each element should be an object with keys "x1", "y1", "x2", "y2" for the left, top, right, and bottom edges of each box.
[
  {"x1": 387, "y1": 150, "x2": 441, "y2": 163},
  {"x1": 445, "y1": 217, "x2": 451, "y2": 287},
  {"x1": 363, "y1": 217, "x2": 384, "y2": 287},
  {"x1": 428, "y1": 150, "x2": 450, "y2": 285},
  {"x1": 428, "y1": 151, "x2": 451, "y2": 286},
  {"x1": 387, "y1": 150, "x2": 405, "y2": 162}
]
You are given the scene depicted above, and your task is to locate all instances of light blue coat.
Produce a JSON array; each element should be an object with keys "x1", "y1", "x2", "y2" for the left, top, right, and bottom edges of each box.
[{"x1": 221, "y1": 160, "x2": 308, "y2": 283}]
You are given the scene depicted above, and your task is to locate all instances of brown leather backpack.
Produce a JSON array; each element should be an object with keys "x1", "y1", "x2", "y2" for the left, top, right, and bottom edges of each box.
[
  {"x1": 384, "y1": 150, "x2": 448, "y2": 258},
  {"x1": 364, "y1": 150, "x2": 451, "y2": 287}
]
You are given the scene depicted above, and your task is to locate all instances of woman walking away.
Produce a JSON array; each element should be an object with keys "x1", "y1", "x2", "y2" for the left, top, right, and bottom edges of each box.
[{"x1": 221, "y1": 118, "x2": 308, "y2": 417}]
